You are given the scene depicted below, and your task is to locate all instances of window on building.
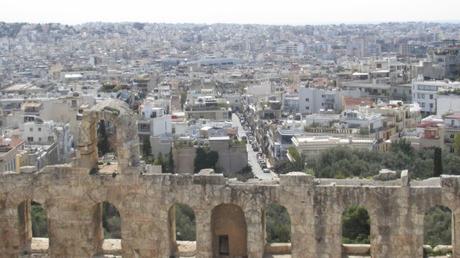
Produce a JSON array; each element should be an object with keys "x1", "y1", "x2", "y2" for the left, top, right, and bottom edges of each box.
[
  {"x1": 38, "y1": 127, "x2": 41, "y2": 132},
  {"x1": 305, "y1": 98, "x2": 309, "y2": 102},
  {"x1": 430, "y1": 103, "x2": 434, "y2": 109},
  {"x1": 305, "y1": 106, "x2": 309, "y2": 110},
  {"x1": 38, "y1": 137, "x2": 42, "y2": 142},
  {"x1": 29, "y1": 128, "x2": 33, "y2": 132},
  {"x1": 27, "y1": 137, "x2": 33, "y2": 142},
  {"x1": 429, "y1": 94, "x2": 433, "y2": 100}
]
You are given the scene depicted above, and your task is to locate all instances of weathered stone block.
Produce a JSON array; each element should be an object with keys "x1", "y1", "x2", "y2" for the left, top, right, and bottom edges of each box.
[{"x1": 280, "y1": 172, "x2": 314, "y2": 186}]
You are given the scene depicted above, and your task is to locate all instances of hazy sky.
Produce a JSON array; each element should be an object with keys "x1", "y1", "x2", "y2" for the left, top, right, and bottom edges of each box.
[{"x1": 1, "y1": 0, "x2": 460, "y2": 25}]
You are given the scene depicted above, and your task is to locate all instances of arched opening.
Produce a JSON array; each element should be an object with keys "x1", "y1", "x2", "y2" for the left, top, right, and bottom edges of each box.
[
  {"x1": 99, "y1": 202, "x2": 122, "y2": 256},
  {"x1": 168, "y1": 203, "x2": 196, "y2": 257},
  {"x1": 17, "y1": 200, "x2": 49, "y2": 255},
  {"x1": 341, "y1": 206, "x2": 371, "y2": 257},
  {"x1": 96, "y1": 119, "x2": 118, "y2": 174},
  {"x1": 424, "y1": 206, "x2": 453, "y2": 257},
  {"x1": 211, "y1": 204, "x2": 247, "y2": 257},
  {"x1": 264, "y1": 203, "x2": 291, "y2": 255},
  {"x1": 80, "y1": 101, "x2": 140, "y2": 174}
]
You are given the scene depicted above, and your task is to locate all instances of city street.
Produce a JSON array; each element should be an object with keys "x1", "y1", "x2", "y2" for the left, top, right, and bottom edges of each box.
[{"x1": 232, "y1": 113, "x2": 275, "y2": 181}]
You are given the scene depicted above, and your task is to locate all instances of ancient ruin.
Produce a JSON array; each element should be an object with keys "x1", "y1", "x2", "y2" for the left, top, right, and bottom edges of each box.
[{"x1": 1, "y1": 100, "x2": 459, "y2": 258}]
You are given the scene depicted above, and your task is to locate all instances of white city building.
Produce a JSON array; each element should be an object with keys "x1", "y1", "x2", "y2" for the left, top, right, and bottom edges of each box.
[
  {"x1": 437, "y1": 91, "x2": 460, "y2": 116},
  {"x1": 292, "y1": 135, "x2": 375, "y2": 157},
  {"x1": 412, "y1": 80, "x2": 460, "y2": 114},
  {"x1": 138, "y1": 100, "x2": 173, "y2": 157}
]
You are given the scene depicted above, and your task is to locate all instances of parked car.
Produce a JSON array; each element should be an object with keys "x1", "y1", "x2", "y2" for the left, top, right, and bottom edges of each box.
[{"x1": 263, "y1": 168, "x2": 270, "y2": 173}]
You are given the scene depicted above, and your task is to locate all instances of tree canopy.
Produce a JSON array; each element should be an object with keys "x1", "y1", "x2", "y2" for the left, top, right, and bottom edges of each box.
[
  {"x1": 194, "y1": 147, "x2": 219, "y2": 173},
  {"x1": 174, "y1": 204, "x2": 196, "y2": 241},
  {"x1": 342, "y1": 206, "x2": 370, "y2": 244},
  {"x1": 304, "y1": 140, "x2": 460, "y2": 179},
  {"x1": 266, "y1": 204, "x2": 291, "y2": 243}
]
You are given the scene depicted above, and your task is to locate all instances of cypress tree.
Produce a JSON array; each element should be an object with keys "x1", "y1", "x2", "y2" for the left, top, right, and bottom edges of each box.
[
  {"x1": 97, "y1": 120, "x2": 110, "y2": 156},
  {"x1": 433, "y1": 147, "x2": 443, "y2": 177}
]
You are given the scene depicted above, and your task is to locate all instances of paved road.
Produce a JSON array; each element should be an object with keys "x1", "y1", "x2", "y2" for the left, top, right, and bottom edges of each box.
[{"x1": 232, "y1": 113, "x2": 274, "y2": 181}]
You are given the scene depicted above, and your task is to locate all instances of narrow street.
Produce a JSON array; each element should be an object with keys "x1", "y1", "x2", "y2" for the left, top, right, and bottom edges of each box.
[{"x1": 232, "y1": 113, "x2": 275, "y2": 181}]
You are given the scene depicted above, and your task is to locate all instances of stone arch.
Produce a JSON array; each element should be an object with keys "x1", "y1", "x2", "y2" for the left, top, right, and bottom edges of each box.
[
  {"x1": 211, "y1": 203, "x2": 247, "y2": 257},
  {"x1": 263, "y1": 203, "x2": 292, "y2": 255},
  {"x1": 168, "y1": 203, "x2": 196, "y2": 257},
  {"x1": 17, "y1": 200, "x2": 49, "y2": 255},
  {"x1": 94, "y1": 201, "x2": 122, "y2": 257},
  {"x1": 341, "y1": 205, "x2": 372, "y2": 257},
  {"x1": 423, "y1": 205, "x2": 453, "y2": 257},
  {"x1": 78, "y1": 99, "x2": 140, "y2": 173}
]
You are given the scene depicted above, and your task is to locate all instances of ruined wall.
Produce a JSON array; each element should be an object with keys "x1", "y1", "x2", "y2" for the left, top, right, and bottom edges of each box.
[{"x1": 0, "y1": 167, "x2": 460, "y2": 258}]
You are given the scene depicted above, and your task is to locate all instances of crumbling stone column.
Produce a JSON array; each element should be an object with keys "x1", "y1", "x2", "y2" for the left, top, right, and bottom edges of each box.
[
  {"x1": 47, "y1": 200, "x2": 99, "y2": 257},
  {"x1": 390, "y1": 187, "x2": 424, "y2": 258},
  {"x1": 195, "y1": 209, "x2": 212, "y2": 258},
  {"x1": 280, "y1": 173, "x2": 316, "y2": 257},
  {"x1": 245, "y1": 207, "x2": 264, "y2": 258},
  {"x1": 452, "y1": 210, "x2": 460, "y2": 256},
  {"x1": 77, "y1": 111, "x2": 98, "y2": 170},
  {"x1": 441, "y1": 176, "x2": 460, "y2": 257},
  {"x1": 115, "y1": 116, "x2": 140, "y2": 171},
  {"x1": 119, "y1": 200, "x2": 166, "y2": 258},
  {"x1": 368, "y1": 206, "x2": 393, "y2": 257},
  {"x1": 313, "y1": 187, "x2": 342, "y2": 258}
]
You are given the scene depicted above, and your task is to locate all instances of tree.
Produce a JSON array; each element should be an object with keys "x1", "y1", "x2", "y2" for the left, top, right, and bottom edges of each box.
[
  {"x1": 443, "y1": 154, "x2": 460, "y2": 175},
  {"x1": 424, "y1": 206, "x2": 452, "y2": 247},
  {"x1": 342, "y1": 206, "x2": 370, "y2": 244},
  {"x1": 154, "y1": 152, "x2": 165, "y2": 173},
  {"x1": 180, "y1": 91, "x2": 187, "y2": 109},
  {"x1": 175, "y1": 204, "x2": 196, "y2": 241},
  {"x1": 167, "y1": 147, "x2": 174, "y2": 173},
  {"x1": 454, "y1": 134, "x2": 460, "y2": 156},
  {"x1": 266, "y1": 204, "x2": 291, "y2": 243},
  {"x1": 97, "y1": 120, "x2": 110, "y2": 156},
  {"x1": 390, "y1": 139, "x2": 414, "y2": 157},
  {"x1": 31, "y1": 202, "x2": 48, "y2": 237},
  {"x1": 102, "y1": 202, "x2": 121, "y2": 239},
  {"x1": 194, "y1": 147, "x2": 219, "y2": 173},
  {"x1": 433, "y1": 147, "x2": 443, "y2": 177},
  {"x1": 142, "y1": 137, "x2": 152, "y2": 159}
]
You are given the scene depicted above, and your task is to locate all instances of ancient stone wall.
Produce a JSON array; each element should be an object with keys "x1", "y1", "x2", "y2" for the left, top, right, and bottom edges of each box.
[{"x1": 1, "y1": 166, "x2": 460, "y2": 258}]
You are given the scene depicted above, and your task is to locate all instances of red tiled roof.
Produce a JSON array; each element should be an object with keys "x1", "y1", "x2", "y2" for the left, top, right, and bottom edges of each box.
[
  {"x1": 0, "y1": 135, "x2": 24, "y2": 148},
  {"x1": 343, "y1": 96, "x2": 374, "y2": 107}
]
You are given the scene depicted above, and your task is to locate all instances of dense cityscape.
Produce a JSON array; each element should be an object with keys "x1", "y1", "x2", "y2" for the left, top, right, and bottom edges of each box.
[{"x1": 1, "y1": 21, "x2": 460, "y2": 257}]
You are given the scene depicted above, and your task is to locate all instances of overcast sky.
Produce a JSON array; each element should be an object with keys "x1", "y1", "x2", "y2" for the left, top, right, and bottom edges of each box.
[{"x1": 1, "y1": 0, "x2": 460, "y2": 25}]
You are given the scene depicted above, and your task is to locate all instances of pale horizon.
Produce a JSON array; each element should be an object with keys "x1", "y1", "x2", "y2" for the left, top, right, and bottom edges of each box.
[{"x1": 1, "y1": 0, "x2": 460, "y2": 26}]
